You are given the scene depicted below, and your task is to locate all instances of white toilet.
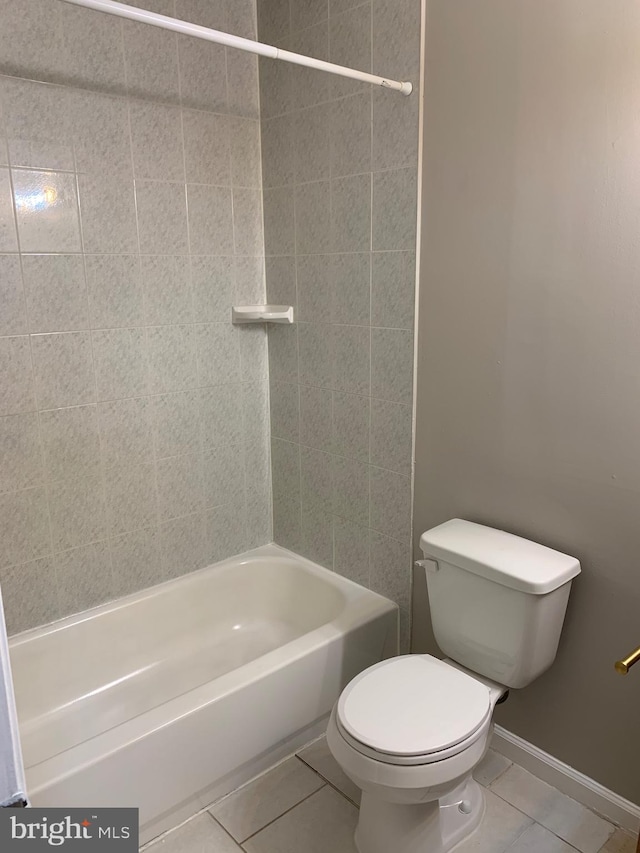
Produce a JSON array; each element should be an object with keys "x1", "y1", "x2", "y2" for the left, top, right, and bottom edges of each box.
[{"x1": 327, "y1": 519, "x2": 581, "y2": 853}]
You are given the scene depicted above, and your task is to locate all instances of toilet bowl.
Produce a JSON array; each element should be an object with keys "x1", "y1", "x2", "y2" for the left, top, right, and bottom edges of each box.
[
  {"x1": 326, "y1": 519, "x2": 581, "y2": 853},
  {"x1": 327, "y1": 655, "x2": 504, "y2": 853}
]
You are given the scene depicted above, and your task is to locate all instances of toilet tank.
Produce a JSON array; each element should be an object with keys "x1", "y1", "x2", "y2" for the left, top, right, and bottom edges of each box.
[{"x1": 419, "y1": 520, "x2": 581, "y2": 689}]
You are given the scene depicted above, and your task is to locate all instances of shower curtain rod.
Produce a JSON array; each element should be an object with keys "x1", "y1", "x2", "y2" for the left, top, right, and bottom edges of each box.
[{"x1": 60, "y1": 0, "x2": 413, "y2": 96}]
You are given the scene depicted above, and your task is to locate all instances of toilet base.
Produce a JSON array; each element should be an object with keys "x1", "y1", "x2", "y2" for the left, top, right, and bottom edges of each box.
[{"x1": 354, "y1": 776, "x2": 485, "y2": 853}]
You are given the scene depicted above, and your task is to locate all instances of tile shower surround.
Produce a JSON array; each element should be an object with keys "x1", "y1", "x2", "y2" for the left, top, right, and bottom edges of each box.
[
  {"x1": 257, "y1": 0, "x2": 421, "y2": 647},
  {"x1": 0, "y1": 0, "x2": 272, "y2": 634}
]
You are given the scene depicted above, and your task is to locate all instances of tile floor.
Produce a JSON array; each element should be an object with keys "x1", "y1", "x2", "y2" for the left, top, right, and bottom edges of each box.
[{"x1": 144, "y1": 737, "x2": 638, "y2": 853}]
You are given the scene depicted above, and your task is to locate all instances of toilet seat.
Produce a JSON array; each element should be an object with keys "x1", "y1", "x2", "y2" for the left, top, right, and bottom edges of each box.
[
  {"x1": 335, "y1": 711, "x2": 492, "y2": 766},
  {"x1": 336, "y1": 655, "x2": 493, "y2": 766}
]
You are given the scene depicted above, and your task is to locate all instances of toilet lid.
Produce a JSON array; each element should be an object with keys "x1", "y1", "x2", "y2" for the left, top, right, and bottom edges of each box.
[{"x1": 337, "y1": 655, "x2": 492, "y2": 757}]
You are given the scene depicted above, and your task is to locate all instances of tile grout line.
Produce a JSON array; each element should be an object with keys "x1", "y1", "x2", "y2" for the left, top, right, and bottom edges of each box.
[
  {"x1": 296, "y1": 753, "x2": 360, "y2": 808},
  {"x1": 237, "y1": 781, "x2": 329, "y2": 847},
  {"x1": 487, "y1": 781, "x2": 614, "y2": 853}
]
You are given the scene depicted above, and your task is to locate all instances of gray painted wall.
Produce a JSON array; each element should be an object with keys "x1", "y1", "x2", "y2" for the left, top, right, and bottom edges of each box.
[
  {"x1": 0, "y1": 0, "x2": 271, "y2": 634},
  {"x1": 414, "y1": 0, "x2": 640, "y2": 802},
  {"x1": 256, "y1": 0, "x2": 422, "y2": 649}
]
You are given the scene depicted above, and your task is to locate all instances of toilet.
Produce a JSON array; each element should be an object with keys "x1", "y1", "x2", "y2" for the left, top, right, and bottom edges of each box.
[{"x1": 327, "y1": 519, "x2": 581, "y2": 853}]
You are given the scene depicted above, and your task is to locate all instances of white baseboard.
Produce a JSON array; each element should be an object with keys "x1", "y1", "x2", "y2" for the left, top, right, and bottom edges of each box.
[{"x1": 492, "y1": 725, "x2": 640, "y2": 834}]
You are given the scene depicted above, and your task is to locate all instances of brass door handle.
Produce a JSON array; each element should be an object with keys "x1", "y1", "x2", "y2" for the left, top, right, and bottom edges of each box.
[{"x1": 615, "y1": 645, "x2": 640, "y2": 675}]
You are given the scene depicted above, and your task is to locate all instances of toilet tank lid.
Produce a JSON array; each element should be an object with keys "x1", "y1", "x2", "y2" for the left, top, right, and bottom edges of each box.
[{"x1": 419, "y1": 519, "x2": 581, "y2": 594}]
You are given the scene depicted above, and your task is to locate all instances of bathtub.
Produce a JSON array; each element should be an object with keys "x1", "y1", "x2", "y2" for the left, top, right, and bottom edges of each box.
[{"x1": 8, "y1": 544, "x2": 397, "y2": 843}]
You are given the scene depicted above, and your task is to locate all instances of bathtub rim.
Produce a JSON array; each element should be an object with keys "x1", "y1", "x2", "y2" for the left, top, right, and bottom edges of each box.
[{"x1": 9, "y1": 543, "x2": 391, "y2": 648}]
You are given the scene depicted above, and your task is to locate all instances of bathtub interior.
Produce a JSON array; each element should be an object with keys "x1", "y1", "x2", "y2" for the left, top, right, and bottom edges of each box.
[{"x1": 10, "y1": 553, "x2": 348, "y2": 770}]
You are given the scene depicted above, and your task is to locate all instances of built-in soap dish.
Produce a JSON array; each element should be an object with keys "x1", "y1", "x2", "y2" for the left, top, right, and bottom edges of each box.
[{"x1": 231, "y1": 305, "x2": 294, "y2": 324}]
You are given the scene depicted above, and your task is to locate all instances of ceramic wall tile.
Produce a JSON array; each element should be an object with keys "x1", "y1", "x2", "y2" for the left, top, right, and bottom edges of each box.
[
  {"x1": 191, "y1": 256, "x2": 235, "y2": 323},
  {"x1": 147, "y1": 324, "x2": 197, "y2": 394},
  {"x1": 329, "y1": 3, "x2": 372, "y2": 99},
  {"x1": 371, "y1": 251, "x2": 415, "y2": 329},
  {"x1": 86, "y1": 255, "x2": 144, "y2": 329},
  {"x1": 130, "y1": 101, "x2": 185, "y2": 182},
  {"x1": 0, "y1": 487, "x2": 50, "y2": 570},
  {"x1": 0, "y1": 335, "x2": 35, "y2": 416},
  {"x1": 0, "y1": 0, "x2": 66, "y2": 86},
  {"x1": 93, "y1": 327, "x2": 149, "y2": 401},
  {"x1": 177, "y1": 36, "x2": 227, "y2": 113},
  {"x1": 370, "y1": 398, "x2": 412, "y2": 475},
  {"x1": 136, "y1": 180, "x2": 189, "y2": 255},
  {"x1": 232, "y1": 188, "x2": 264, "y2": 256},
  {"x1": 12, "y1": 169, "x2": 80, "y2": 253},
  {"x1": 229, "y1": 117, "x2": 262, "y2": 187},
  {"x1": 140, "y1": 256, "x2": 193, "y2": 326},
  {"x1": 182, "y1": 110, "x2": 231, "y2": 186},
  {"x1": 332, "y1": 455, "x2": 369, "y2": 526},
  {"x1": 22, "y1": 254, "x2": 88, "y2": 333},
  {"x1": 0, "y1": 255, "x2": 26, "y2": 336},
  {"x1": 104, "y1": 462, "x2": 158, "y2": 537},
  {"x1": 0, "y1": 557, "x2": 58, "y2": 635},
  {"x1": 295, "y1": 181, "x2": 331, "y2": 255},
  {"x1": 332, "y1": 392, "x2": 369, "y2": 462},
  {"x1": 0, "y1": 413, "x2": 42, "y2": 493},
  {"x1": 330, "y1": 173, "x2": 371, "y2": 254},
  {"x1": 40, "y1": 404, "x2": 101, "y2": 482},
  {"x1": 289, "y1": 22, "x2": 331, "y2": 111},
  {"x1": 3, "y1": 78, "x2": 75, "y2": 172},
  {"x1": 196, "y1": 324, "x2": 240, "y2": 387},
  {"x1": 330, "y1": 93, "x2": 372, "y2": 177},
  {"x1": 72, "y1": 90, "x2": 133, "y2": 176},
  {"x1": 372, "y1": 167, "x2": 418, "y2": 252},
  {"x1": 0, "y1": 168, "x2": 17, "y2": 252},
  {"x1": 60, "y1": 5, "x2": 126, "y2": 94},
  {"x1": 300, "y1": 506, "x2": 334, "y2": 567},
  {"x1": 270, "y1": 382, "x2": 300, "y2": 443},
  {"x1": 31, "y1": 332, "x2": 94, "y2": 410},
  {"x1": 98, "y1": 397, "x2": 154, "y2": 469},
  {"x1": 55, "y1": 540, "x2": 113, "y2": 615},
  {"x1": 152, "y1": 390, "x2": 201, "y2": 459},
  {"x1": 257, "y1": 0, "x2": 291, "y2": 44},
  {"x1": 370, "y1": 327, "x2": 413, "y2": 405},
  {"x1": 299, "y1": 385, "x2": 333, "y2": 452},
  {"x1": 156, "y1": 453, "x2": 204, "y2": 522},
  {"x1": 187, "y1": 184, "x2": 234, "y2": 256},
  {"x1": 110, "y1": 526, "x2": 162, "y2": 598},
  {"x1": 204, "y1": 501, "x2": 248, "y2": 563},
  {"x1": 123, "y1": 21, "x2": 180, "y2": 104},
  {"x1": 334, "y1": 516, "x2": 370, "y2": 585},
  {"x1": 293, "y1": 103, "x2": 331, "y2": 184},
  {"x1": 47, "y1": 476, "x2": 107, "y2": 552},
  {"x1": 79, "y1": 174, "x2": 138, "y2": 254}
]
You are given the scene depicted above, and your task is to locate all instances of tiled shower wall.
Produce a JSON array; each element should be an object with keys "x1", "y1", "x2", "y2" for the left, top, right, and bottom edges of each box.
[
  {"x1": 0, "y1": 0, "x2": 271, "y2": 635},
  {"x1": 256, "y1": 0, "x2": 421, "y2": 646}
]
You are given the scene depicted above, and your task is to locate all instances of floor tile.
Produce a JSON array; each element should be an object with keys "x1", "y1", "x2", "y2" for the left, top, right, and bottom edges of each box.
[
  {"x1": 598, "y1": 828, "x2": 639, "y2": 853},
  {"x1": 491, "y1": 766, "x2": 615, "y2": 853},
  {"x1": 148, "y1": 814, "x2": 242, "y2": 853},
  {"x1": 505, "y1": 822, "x2": 579, "y2": 852},
  {"x1": 473, "y1": 749, "x2": 513, "y2": 787},
  {"x1": 455, "y1": 789, "x2": 533, "y2": 853},
  {"x1": 243, "y1": 785, "x2": 358, "y2": 853},
  {"x1": 297, "y1": 736, "x2": 362, "y2": 804},
  {"x1": 209, "y1": 757, "x2": 324, "y2": 842}
]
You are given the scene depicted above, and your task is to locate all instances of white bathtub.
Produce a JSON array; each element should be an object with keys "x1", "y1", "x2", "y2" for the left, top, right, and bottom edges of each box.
[{"x1": 8, "y1": 544, "x2": 397, "y2": 842}]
